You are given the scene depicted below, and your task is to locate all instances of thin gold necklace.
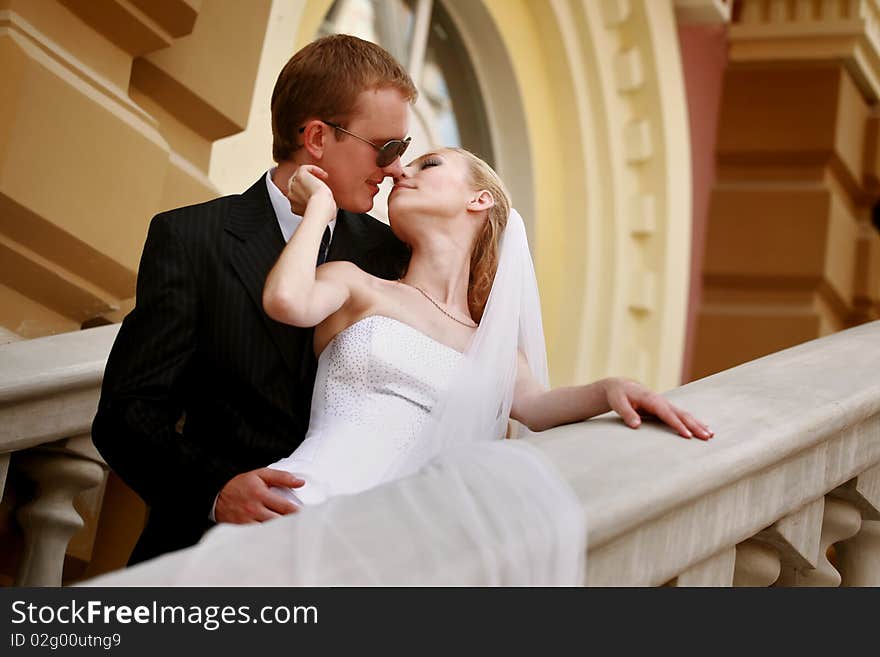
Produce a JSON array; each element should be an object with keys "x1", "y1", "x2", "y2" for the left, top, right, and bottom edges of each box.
[{"x1": 398, "y1": 280, "x2": 478, "y2": 328}]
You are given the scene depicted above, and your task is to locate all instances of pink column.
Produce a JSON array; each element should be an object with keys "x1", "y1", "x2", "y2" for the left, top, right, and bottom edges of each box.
[{"x1": 677, "y1": 23, "x2": 729, "y2": 383}]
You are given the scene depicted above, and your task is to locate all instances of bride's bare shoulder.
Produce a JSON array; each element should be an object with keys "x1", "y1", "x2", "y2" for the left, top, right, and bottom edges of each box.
[
  {"x1": 313, "y1": 274, "x2": 396, "y2": 355},
  {"x1": 316, "y1": 260, "x2": 366, "y2": 282},
  {"x1": 316, "y1": 261, "x2": 392, "y2": 291},
  {"x1": 312, "y1": 264, "x2": 398, "y2": 344}
]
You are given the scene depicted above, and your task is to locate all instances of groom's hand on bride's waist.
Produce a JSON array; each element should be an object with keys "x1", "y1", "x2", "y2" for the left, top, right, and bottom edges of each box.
[{"x1": 214, "y1": 468, "x2": 304, "y2": 524}]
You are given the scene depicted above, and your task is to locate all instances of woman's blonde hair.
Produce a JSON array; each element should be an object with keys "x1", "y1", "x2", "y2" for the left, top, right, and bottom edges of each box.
[{"x1": 447, "y1": 148, "x2": 511, "y2": 323}]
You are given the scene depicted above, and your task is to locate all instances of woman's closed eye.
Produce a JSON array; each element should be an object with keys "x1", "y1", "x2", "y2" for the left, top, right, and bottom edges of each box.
[{"x1": 420, "y1": 158, "x2": 441, "y2": 170}]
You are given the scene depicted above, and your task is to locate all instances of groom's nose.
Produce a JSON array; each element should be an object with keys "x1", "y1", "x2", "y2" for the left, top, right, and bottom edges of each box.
[{"x1": 382, "y1": 156, "x2": 405, "y2": 180}]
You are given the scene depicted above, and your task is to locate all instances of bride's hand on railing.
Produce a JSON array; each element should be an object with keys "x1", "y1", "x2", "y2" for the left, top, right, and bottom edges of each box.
[
  {"x1": 286, "y1": 164, "x2": 336, "y2": 219},
  {"x1": 601, "y1": 377, "x2": 713, "y2": 440},
  {"x1": 512, "y1": 352, "x2": 714, "y2": 438}
]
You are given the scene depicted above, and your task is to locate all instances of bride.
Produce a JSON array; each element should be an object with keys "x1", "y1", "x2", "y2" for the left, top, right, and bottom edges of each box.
[{"x1": 261, "y1": 147, "x2": 713, "y2": 508}]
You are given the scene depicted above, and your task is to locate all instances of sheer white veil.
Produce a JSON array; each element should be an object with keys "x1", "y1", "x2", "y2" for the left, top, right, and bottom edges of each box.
[{"x1": 384, "y1": 208, "x2": 550, "y2": 480}]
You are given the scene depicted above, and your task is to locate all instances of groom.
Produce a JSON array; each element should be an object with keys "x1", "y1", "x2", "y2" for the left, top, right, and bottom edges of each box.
[{"x1": 92, "y1": 35, "x2": 415, "y2": 563}]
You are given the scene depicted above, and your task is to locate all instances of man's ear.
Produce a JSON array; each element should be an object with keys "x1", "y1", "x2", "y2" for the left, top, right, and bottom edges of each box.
[
  {"x1": 468, "y1": 190, "x2": 495, "y2": 212},
  {"x1": 301, "y1": 119, "x2": 327, "y2": 160}
]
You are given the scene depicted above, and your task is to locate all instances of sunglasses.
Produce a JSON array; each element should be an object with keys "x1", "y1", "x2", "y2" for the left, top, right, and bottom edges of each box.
[{"x1": 299, "y1": 120, "x2": 411, "y2": 168}]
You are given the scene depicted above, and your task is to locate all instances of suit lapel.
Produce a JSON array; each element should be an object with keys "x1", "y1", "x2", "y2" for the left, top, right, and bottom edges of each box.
[
  {"x1": 224, "y1": 184, "x2": 405, "y2": 380},
  {"x1": 226, "y1": 177, "x2": 314, "y2": 380},
  {"x1": 326, "y1": 210, "x2": 356, "y2": 263}
]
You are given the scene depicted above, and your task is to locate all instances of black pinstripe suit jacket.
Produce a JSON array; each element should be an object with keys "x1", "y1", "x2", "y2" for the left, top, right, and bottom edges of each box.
[{"x1": 91, "y1": 176, "x2": 409, "y2": 562}]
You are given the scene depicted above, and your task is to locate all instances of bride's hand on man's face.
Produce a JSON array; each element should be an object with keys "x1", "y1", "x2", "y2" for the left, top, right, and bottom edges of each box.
[
  {"x1": 287, "y1": 165, "x2": 336, "y2": 218},
  {"x1": 601, "y1": 377, "x2": 713, "y2": 440}
]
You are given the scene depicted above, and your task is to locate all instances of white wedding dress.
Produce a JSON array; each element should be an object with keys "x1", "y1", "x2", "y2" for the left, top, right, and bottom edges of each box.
[{"x1": 268, "y1": 314, "x2": 462, "y2": 506}]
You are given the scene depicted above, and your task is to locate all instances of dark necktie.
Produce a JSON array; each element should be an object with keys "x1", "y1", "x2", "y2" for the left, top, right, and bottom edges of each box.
[{"x1": 317, "y1": 226, "x2": 331, "y2": 266}]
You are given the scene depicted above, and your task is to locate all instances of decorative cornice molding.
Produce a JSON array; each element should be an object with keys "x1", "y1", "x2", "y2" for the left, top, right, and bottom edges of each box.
[
  {"x1": 589, "y1": 0, "x2": 692, "y2": 386},
  {"x1": 730, "y1": 0, "x2": 880, "y2": 102},
  {"x1": 0, "y1": 10, "x2": 160, "y2": 130}
]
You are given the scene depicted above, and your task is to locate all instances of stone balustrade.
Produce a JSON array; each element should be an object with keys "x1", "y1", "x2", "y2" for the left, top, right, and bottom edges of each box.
[
  {"x1": 0, "y1": 325, "x2": 118, "y2": 586},
  {"x1": 2, "y1": 321, "x2": 879, "y2": 586},
  {"x1": 537, "y1": 319, "x2": 880, "y2": 586}
]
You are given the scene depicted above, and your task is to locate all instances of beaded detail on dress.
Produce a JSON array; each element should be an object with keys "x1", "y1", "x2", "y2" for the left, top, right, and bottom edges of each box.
[{"x1": 269, "y1": 315, "x2": 462, "y2": 505}]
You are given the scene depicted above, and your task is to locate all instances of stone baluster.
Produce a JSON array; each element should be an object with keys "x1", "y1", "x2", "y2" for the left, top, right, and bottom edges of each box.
[
  {"x1": 756, "y1": 497, "x2": 824, "y2": 586},
  {"x1": 777, "y1": 496, "x2": 862, "y2": 587},
  {"x1": 734, "y1": 539, "x2": 781, "y2": 586},
  {"x1": 834, "y1": 465, "x2": 880, "y2": 586},
  {"x1": 13, "y1": 435, "x2": 105, "y2": 587},
  {"x1": 837, "y1": 521, "x2": 880, "y2": 586}
]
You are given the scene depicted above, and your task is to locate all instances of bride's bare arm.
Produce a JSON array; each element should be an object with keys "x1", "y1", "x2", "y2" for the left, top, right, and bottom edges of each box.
[
  {"x1": 263, "y1": 166, "x2": 366, "y2": 327},
  {"x1": 510, "y1": 352, "x2": 712, "y2": 439}
]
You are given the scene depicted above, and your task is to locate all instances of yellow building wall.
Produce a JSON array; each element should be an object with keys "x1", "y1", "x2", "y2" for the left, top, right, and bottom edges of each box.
[
  {"x1": 482, "y1": 0, "x2": 693, "y2": 390},
  {"x1": 0, "y1": 0, "x2": 272, "y2": 340}
]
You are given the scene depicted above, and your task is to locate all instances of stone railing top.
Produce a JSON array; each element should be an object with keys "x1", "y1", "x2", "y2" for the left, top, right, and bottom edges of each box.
[
  {"x1": 530, "y1": 320, "x2": 880, "y2": 549},
  {"x1": 87, "y1": 321, "x2": 880, "y2": 586},
  {"x1": 0, "y1": 324, "x2": 119, "y2": 404}
]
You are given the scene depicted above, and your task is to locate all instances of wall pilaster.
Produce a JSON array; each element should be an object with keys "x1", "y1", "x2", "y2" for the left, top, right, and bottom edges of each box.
[
  {"x1": 0, "y1": 0, "x2": 270, "y2": 338},
  {"x1": 692, "y1": 0, "x2": 880, "y2": 378}
]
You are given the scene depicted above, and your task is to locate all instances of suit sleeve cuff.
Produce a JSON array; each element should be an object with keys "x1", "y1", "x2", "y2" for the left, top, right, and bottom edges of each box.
[{"x1": 209, "y1": 492, "x2": 219, "y2": 523}]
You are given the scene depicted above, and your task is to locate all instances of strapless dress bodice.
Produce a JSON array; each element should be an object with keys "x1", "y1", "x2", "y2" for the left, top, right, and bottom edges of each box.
[{"x1": 269, "y1": 315, "x2": 462, "y2": 505}]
